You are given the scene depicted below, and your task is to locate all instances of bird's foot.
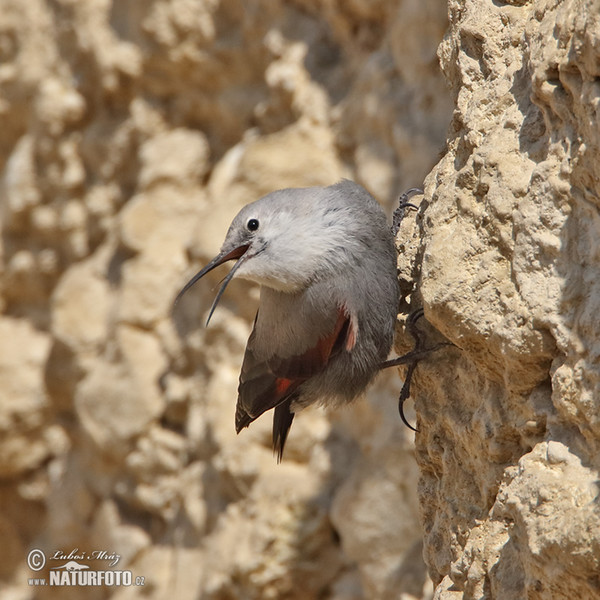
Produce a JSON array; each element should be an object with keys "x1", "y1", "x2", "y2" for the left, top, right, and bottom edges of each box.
[
  {"x1": 392, "y1": 188, "x2": 422, "y2": 236},
  {"x1": 382, "y1": 308, "x2": 453, "y2": 432}
]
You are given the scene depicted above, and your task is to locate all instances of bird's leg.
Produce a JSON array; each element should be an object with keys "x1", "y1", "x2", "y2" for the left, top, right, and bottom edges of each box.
[
  {"x1": 381, "y1": 308, "x2": 452, "y2": 431},
  {"x1": 395, "y1": 308, "x2": 425, "y2": 432},
  {"x1": 392, "y1": 188, "x2": 422, "y2": 236}
]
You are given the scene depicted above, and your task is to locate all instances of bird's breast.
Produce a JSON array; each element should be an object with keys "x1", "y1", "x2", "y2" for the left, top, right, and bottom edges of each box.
[{"x1": 253, "y1": 286, "x2": 340, "y2": 361}]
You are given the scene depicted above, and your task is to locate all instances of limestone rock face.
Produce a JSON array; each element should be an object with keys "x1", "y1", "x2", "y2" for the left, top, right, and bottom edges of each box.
[
  {"x1": 0, "y1": 1, "x2": 449, "y2": 599},
  {"x1": 2, "y1": 0, "x2": 597, "y2": 599},
  {"x1": 405, "y1": 0, "x2": 600, "y2": 598}
]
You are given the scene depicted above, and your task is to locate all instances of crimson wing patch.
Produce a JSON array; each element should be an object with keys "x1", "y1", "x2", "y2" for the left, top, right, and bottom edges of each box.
[{"x1": 235, "y1": 306, "x2": 354, "y2": 460}]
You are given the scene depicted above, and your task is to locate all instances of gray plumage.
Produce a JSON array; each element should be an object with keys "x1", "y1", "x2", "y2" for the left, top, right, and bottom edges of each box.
[{"x1": 176, "y1": 180, "x2": 399, "y2": 459}]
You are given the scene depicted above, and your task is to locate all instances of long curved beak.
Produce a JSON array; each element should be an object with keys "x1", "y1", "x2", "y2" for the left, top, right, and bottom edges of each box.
[{"x1": 174, "y1": 244, "x2": 249, "y2": 325}]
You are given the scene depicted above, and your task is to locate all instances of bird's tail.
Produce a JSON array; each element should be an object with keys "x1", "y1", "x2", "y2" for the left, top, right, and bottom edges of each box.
[{"x1": 273, "y1": 399, "x2": 295, "y2": 462}]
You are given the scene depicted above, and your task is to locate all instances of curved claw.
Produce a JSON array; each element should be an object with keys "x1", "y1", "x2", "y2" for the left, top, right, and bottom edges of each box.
[
  {"x1": 399, "y1": 404, "x2": 418, "y2": 433},
  {"x1": 398, "y1": 361, "x2": 419, "y2": 432},
  {"x1": 392, "y1": 188, "x2": 423, "y2": 236},
  {"x1": 406, "y1": 306, "x2": 425, "y2": 327},
  {"x1": 385, "y1": 307, "x2": 439, "y2": 433}
]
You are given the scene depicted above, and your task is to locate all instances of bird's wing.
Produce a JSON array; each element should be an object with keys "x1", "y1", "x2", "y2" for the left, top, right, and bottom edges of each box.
[{"x1": 235, "y1": 306, "x2": 354, "y2": 458}]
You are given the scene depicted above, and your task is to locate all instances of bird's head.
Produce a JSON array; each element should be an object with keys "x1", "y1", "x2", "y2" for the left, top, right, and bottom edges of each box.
[{"x1": 174, "y1": 183, "x2": 366, "y2": 323}]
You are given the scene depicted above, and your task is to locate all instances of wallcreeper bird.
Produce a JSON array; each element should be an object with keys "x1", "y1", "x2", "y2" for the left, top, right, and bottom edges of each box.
[{"x1": 176, "y1": 180, "x2": 421, "y2": 460}]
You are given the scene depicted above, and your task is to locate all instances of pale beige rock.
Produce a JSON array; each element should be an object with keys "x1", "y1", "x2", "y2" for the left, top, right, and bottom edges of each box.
[
  {"x1": 51, "y1": 259, "x2": 111, "y2": 351},
  {"x1": 90, "y1": 500, "x2": 152, "y2": 567},
  {"x1": 35, "y1": 78, "x2": 86, "y2": 137},
  {"x1": 200, "y1": 463, "x2": 345, "y2": 600},
  {"x1": 74, "y1": 326, "x2": 165, "y2": 454},
  {"x1": 330, "y1": 389, "x2": 427, "y2": 599},
  {"x1": 0, "y1": 0, "x2": 454, "y2": 599},
  {"x1": 110, "y1": 546, "x2": 204, "y2": 600},
  {"x1": 138, "y1": 128, "x2": 210, "y2": 190},
  {"x1": 405, "y1": 0, "x2": 600, "y2": 598},
  {"x1": 0, "y1": 317, "x2": 51, "y2": 476},
  {"x1": 488, "y1": 442, "x2": 600, "y2": 599},
  {"x1": 1, "y1": 135, "x2": 40, "y2": 222},
  {"x1": 118, "y1": 186, "x2": 205, "y2": 326}
]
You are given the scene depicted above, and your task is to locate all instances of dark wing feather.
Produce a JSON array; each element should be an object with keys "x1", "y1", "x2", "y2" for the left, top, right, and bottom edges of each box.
[{"x1": 235, "y1": 307, "x2": 352, "y2": 458}]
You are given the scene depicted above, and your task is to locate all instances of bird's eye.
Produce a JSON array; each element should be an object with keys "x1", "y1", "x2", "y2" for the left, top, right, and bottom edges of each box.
[{"x1": 247, "y1": 218, "x2": 259, "y2": 231}]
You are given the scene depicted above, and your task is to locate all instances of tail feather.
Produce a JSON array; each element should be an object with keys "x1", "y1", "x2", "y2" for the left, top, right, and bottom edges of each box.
[{"x1": 272, "y1": 400, "x2": 295, "y2": 462}]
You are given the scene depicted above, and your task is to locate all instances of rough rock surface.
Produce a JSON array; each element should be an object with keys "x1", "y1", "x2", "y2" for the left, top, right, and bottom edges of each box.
[
  {"x1": 2, "y1": 0, "x2": 597, "y2": 599},
  {"x1": 407, "y1": 0, "x2": 600, "y2": 598},
  {"x1": 0, "y1": 1, "x2": 449, "y2": 599}
]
